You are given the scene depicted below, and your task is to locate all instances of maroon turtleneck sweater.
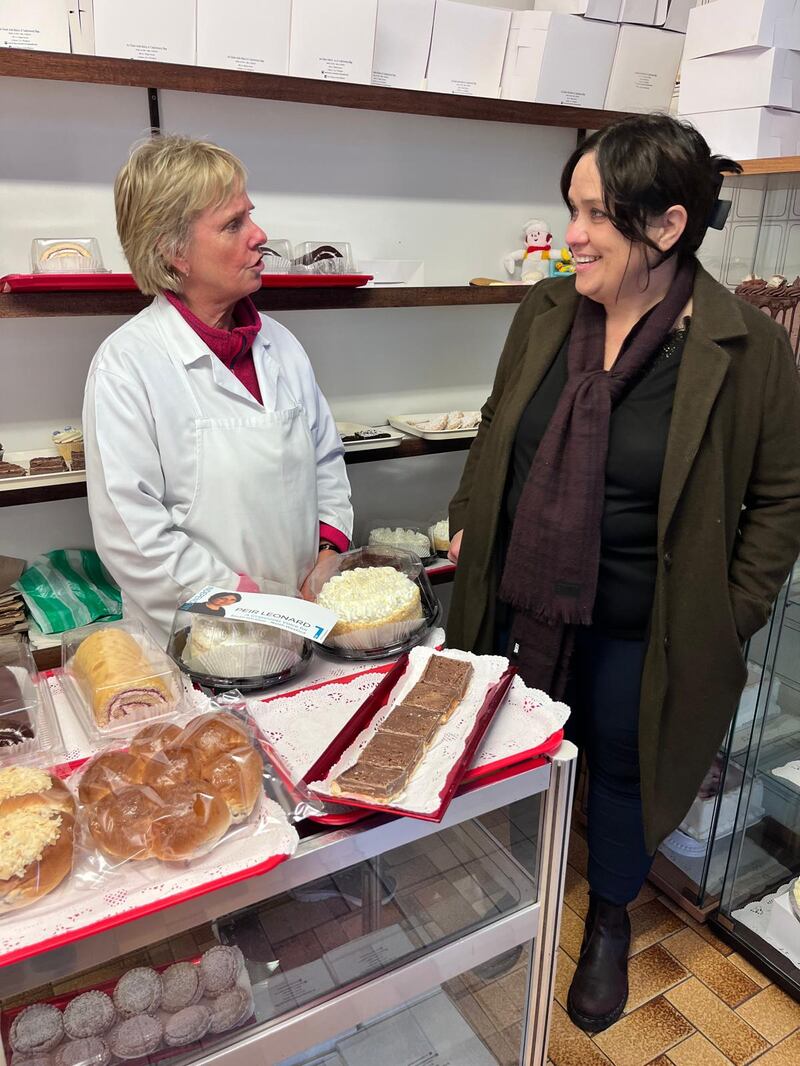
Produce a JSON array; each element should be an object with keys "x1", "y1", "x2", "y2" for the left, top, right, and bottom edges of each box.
[{"x1": 166, "y1": 291, "x2": 348, "y2": 555}]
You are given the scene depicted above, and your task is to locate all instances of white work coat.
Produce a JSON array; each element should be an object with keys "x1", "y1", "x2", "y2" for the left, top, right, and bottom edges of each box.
[{"x1": 83, "y1": 295, "x2": 353, "y2": 642}]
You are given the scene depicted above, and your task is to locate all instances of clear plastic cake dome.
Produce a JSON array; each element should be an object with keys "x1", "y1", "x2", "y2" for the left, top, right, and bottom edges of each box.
[
  {"x1": 167, "y1": 584, "x2": 312, "y2": 693},
  {"x1": 306, "y1": 546, "x2": 440, "y2": 660}
]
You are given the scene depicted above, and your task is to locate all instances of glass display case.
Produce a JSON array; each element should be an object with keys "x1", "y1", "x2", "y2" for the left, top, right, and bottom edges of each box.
[
  {"x1": 647, "y1": 584, "x2": 795, "y2": 920},
  {"x1": 0, "y1": 744, "x2": 577, "y2": 1066},
  {"x1": 713, "y1": 563, "x2": 800, "y2": 996}
]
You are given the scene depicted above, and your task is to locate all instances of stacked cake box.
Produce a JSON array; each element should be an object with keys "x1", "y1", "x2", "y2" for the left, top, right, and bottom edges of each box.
[{"x1": 679, "y1": 0, "x2": 800, "y2": 159}]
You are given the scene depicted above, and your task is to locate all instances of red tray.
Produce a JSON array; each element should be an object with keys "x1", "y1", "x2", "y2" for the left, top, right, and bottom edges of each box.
[
  {"x1": 2, "y1": 272, "x2": 373, "y2": 292},
  {"x1": 304, "y1": 655, "x2": 516, "y2": 822},
  {"x1": 258, "y1": 273, "x2": 372, "y2": 288},
  {"x1": 1, "y1": 952, "x2": 256, "y2": 1064},
  {"x1": 2, "y1": 272, "x2": 138, "y2": 292}
]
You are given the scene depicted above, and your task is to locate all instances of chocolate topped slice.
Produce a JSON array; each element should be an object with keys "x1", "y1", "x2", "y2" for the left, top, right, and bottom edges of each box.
[
  {"x1": 402, "y1": 681, "x2": 456, "y2": 721},
  {"x1": 379, "y1": 703, "x2": 441, "y2": 744},
  {"x1": 333, "y1": 760, "x2": 410, "y2": 802},
  {"x1": 421, "y1": 655, "x2": 474, "y2": 699},
  {"x1": 0, "y1": 722, "x2": 35, "y2": 747},
  {"x1": 360, "y1": 730, "x2": 424, "y2": 770}
]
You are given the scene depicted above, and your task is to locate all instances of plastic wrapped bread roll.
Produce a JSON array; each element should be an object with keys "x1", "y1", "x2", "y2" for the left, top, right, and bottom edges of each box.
[
  {"x1": 0, "y1": 766, "x2": 75, "y2": 911},
  {"x1": 71, "y1": 628, "x2": 174, "y2": 729}
]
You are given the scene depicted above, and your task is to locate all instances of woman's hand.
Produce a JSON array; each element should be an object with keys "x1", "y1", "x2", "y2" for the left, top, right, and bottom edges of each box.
[
  {"x1": 448, "y1": 529, "x2": 463, "y2": 564},
  {"x1": 300, "y1": 548, "x2": 340, "y2": 601}
]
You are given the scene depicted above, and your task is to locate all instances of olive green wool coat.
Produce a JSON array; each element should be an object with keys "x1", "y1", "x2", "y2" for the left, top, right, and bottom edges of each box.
[{"x1": 447, "y1": 265, "x2": 800, "y2": 853}]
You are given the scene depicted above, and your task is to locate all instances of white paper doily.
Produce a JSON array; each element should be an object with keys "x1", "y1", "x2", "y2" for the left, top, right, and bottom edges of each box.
[
  {"x1": 732, "y1": 881, "x2": 800, "y2": 971},
  {"x1": 250, "y1": 663, "x2": 569, "y2": 787},
  {"x1": 772, "y1": 760, "x2": 800, "y2": 788},
  {"x1": 0, "y1": 796, "x2": 298, "y2": 964}
]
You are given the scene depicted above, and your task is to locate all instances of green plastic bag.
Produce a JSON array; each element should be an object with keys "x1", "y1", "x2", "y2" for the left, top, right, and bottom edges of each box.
[{"x1": 14, "y1": 550, "x2": 122, "y2": 634}]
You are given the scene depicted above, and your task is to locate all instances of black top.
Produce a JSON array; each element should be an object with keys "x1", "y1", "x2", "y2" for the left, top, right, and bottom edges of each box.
[{"x1": 504, "y1": 321, "x2": 689, "y2": 639}]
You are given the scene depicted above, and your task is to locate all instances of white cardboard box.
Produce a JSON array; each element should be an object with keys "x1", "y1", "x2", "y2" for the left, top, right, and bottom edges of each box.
[
  {"x1": 680, "y1": 48, "x2": 800, "y2": 114},
  {"x1": 663, "y1": 0, "x2": 698, "y2": 33},
  {"x1": 605, "y1": 24, "x2": 684, "y2": 112},
  {"x1": 0, "y1": 0, "x2": 70, "y2": 52},
  {"x1": 93, "y1": 0, "x2": 195, "y2": 64},
  {"x1": 533, "y1": 1, "x2": 622, "y2": 19},
  {"x1": 619, "y1": 1, "x2": 668, "y2": 25},
  {"x1": 372, "y1": 0, "x2": 436, "y2": 90},
  {"x1": 289, "y1": 0, "x2": 378, "y2": 84},
  {"x1": 501, "y1": 11, "x2": 618, "y2": 109},
  {"x1": 685, "y1": 0, "x2": 800, "y2": 60},
  {"x1": 426, "y1": 0, "x2": 511, "y2": 98},
  {"x1": 197, "y1": 0, "x2": 291, "y2": 74},
  {"x1": 684, "y1": 106, "x2": 800, "y2": 159},
  {"x1": 65, "y1": 2, "x2": 94, "y2": 54}
]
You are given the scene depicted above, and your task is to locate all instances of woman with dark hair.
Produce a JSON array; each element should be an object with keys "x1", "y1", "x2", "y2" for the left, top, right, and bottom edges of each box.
[
  {"x1": 188, "y1": 591, "x2": 243, "y2": 617},
  {"x1": 446, "y1": 114, "x2": 800, "y2": 1031}
]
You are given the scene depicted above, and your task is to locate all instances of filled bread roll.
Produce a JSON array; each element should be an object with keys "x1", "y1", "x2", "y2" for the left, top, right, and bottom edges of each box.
[
  {"x1": 202, "y1": 746, "x2": 262, "y2": 822},
  {"x1": 78, "y1": 751, "x2": 145, "y2": 805},
  {"x1": 180, "y1": 713, "x2": 249, "y2": 766},
  {"x1": 142, "y1": 745, "x2": 204, "y2": 794},
  {"x1": 0, "y1": 767, "x2": 75, "y2": 910},
  {"x1": 129, "y1": 722, "x2": 182, "y2": 759},
  {"x1": 71, "y1": 628, "x2": 173, "y2": 729},
  {"x1": 88, "y1": 785, "x2": 161, "y2": 861},
  {"x1": 148, "y1": 782, "x2": 231, "y2": 861}
]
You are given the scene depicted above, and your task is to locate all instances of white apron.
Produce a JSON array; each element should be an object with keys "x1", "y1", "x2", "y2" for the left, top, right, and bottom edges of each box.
[{"x1": 182, "y1": 405, "x2": 319, "y2": 596}]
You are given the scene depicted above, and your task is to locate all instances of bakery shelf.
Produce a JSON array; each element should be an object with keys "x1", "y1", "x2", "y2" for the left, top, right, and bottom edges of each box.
[
  {"x1": 0, "y1": 48, "x2": 631, "y2": 130},
  {"x1": 0, "y1": 285, "x2": 526, "y2": 318},
  {"x1": 2, "y1": 436, "x2": 473, "y2": 508},
  {"x1": 736, "y1": 158, "x2": 800, "y2": 177}
]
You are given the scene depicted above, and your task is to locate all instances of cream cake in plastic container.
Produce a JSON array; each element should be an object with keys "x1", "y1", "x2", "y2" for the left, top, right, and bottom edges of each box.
[
  {"x1": 309, "y1": 546, "x2": 440, "y2": 659},
  {"x1": 366, "y1": 524, "x2": 435, "y2": 565},
  {"x1": 167, "y1": 588, "x2": 312, "y2": 693}
]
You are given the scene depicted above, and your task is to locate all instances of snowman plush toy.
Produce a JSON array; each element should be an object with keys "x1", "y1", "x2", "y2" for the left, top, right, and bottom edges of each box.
[{"x1": 504, "y1": 218, "x2": 573, "y2": 284}]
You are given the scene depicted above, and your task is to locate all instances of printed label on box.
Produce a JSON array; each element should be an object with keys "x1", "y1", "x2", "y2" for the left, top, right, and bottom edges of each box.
[{"x1": 179, "y1": 587, "x2": 337, "y2": 643}]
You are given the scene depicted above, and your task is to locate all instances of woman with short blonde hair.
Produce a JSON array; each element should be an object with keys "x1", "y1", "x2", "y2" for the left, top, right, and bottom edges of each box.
[
  {"x1": 114, "y1": 136, "x2": 247, "y2": 295},
  {"x1": 84, "y1": 135, "x2": 352, "y2": 639}
]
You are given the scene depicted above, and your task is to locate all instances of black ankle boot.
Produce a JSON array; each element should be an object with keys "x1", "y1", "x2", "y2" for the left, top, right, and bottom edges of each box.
[{"x1": 567, "y1": 894, "x2": 630, "y2": 1033}]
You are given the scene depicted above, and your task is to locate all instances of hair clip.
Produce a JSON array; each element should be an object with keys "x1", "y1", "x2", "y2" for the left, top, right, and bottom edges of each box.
[{"x1": 708, "y1": 198, "x2": 732, "y2": 230}]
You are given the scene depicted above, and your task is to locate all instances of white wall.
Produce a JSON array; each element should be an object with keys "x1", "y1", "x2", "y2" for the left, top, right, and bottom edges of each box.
[{"x1": 0, "y1": 74, "x2": 575, "y2": 566}]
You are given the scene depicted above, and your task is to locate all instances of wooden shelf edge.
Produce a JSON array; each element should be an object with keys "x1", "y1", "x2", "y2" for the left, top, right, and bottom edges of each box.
[
  {"x1": 1, "y1": 436, "x2": 472, "y2": 506},
  {"x1": 0, "y1": 285, "x2": 527, "y2": 318},
  {"x1": 735, "y1": 157, "x2": 800, "y2": 177},
  {"x1": 1, "y1": 49, "x2": 630, "y2": 130}
]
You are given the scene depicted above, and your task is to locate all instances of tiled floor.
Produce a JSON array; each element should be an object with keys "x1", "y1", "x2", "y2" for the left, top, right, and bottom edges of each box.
[{"x1": 545, "y1": 829, "x2": 800, "y2": 1066}]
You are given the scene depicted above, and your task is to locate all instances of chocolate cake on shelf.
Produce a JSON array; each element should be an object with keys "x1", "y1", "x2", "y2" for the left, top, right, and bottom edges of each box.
[
  {"x1": 30, "y1": 456, "x2": 68, "y2": 474},
  {"x1": 735, "y1": 274, "x2": 800, "y2": 366},
  {"x1": 0, "y1": 462, "x2": 25, "y2": 479}
]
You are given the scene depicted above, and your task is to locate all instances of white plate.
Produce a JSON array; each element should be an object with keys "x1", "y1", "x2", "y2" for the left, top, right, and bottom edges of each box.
[
  {"x1": 0, "y1": 449, "x2": 85, "y2": 492},
  {"x1": 336, "y1": 422, "x2": 405, "y2": 452},
  {"x1": 387, "y1": 413, "x2": 479, "y2": 440}
]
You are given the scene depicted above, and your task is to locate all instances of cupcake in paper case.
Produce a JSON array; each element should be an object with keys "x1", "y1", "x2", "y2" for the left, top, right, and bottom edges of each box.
[
  {"x1": 317, "y1": 566, "x2": 424, "y2": 651},
  {"x1": 429, "y1": 518, "x2": 450, "y2": 557},
  {"x1": 51, "y1": 426, "x2": 83, "y2": 464},
  {"x1": 185, "y1": 618, "x2": 303, "y2": 679}
]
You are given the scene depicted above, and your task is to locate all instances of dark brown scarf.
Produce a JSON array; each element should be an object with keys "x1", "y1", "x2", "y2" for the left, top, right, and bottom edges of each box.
[{"x1": 498, "y1": 257, "x2": 696, "y2": 698}]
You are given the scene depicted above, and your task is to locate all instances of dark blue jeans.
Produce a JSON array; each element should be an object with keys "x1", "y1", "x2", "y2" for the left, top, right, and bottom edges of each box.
[{"x1": 565, "y1": 629, "x2": 653, "y2": 906}]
